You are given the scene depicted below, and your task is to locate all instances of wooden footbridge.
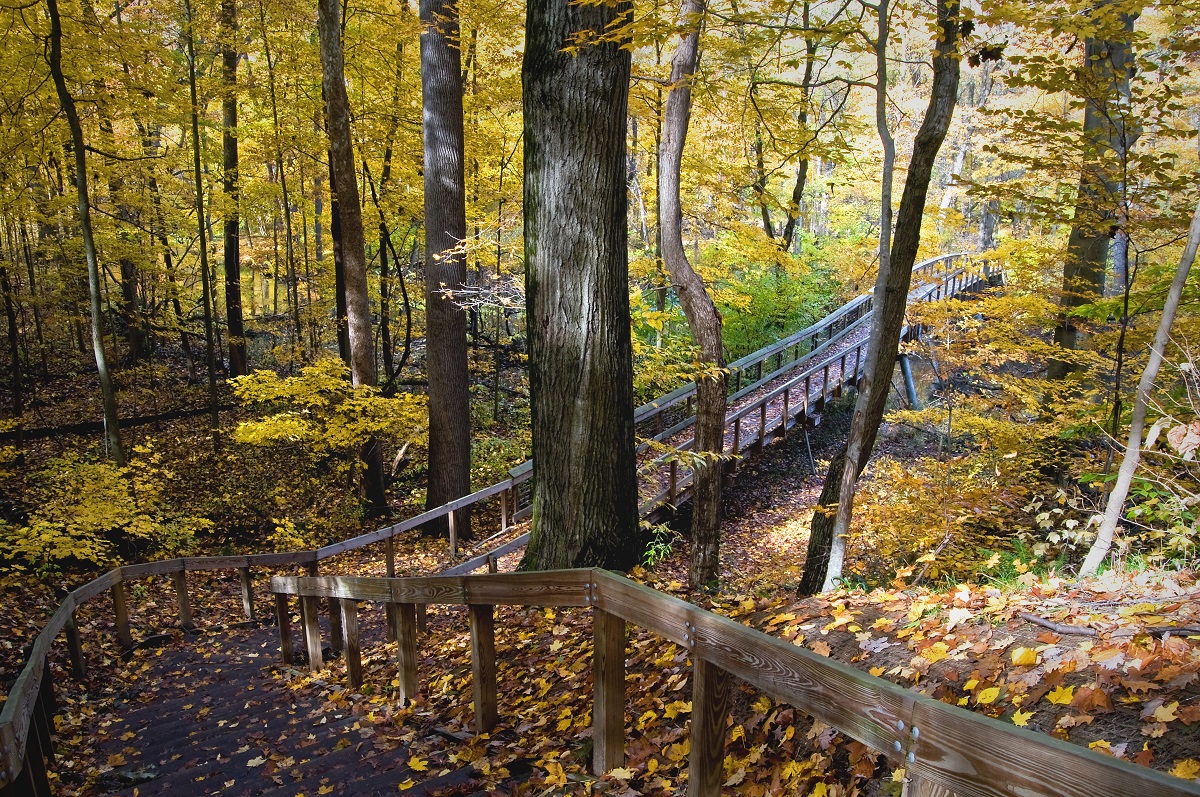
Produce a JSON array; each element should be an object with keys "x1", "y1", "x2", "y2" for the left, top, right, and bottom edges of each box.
[{"x1": 7, "y1": 254, "x2": 1194, "y2": 796}]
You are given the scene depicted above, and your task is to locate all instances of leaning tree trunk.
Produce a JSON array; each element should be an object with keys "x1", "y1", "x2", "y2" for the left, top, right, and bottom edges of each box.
[
  {"x1": 519, "y1": 0, "x2": 639, "y2": 571},
  {"x1": 658, "y1": 0, "x2": 727, "y2": 590},
  {"x1": 222, "y1": 0, "x2": 247, "y2": 376},
  {"x1": 45, "y1": 0, "x2": 126, "y2": 466},
  {"x1": 318, "y1": 0, "x2": 387, "y2": 515},
  {"x1": 1080, "y1": 198, "x2": 1200, "y2": 576},
  {"x1": 420, "y1": 0, "x2": 472, "y2": 539},
  {"x1": 799, "y1": 0, "x2": 960, "y2": 594}
]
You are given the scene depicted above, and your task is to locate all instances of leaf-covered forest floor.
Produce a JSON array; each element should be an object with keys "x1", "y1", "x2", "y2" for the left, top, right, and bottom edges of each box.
[{"x1": 4, "y1": 410, "x2": 1200, "y2": 795}]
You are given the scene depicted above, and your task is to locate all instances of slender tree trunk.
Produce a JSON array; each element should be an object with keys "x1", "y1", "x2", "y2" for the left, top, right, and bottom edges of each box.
[
  {"x1": 318, "y1": 0, "x2": 387, "y2": 515},
  {"x1": 222, "y1": 0, "x2": 247, "y2": 376},
  {"x1": 659, "y1": 0, "x2": 726, "y2": 590},
  {"x1": 420, "y1": 0, "x2": 473, "y2": 537},
  {"x1": 519, "y1": 0, "x2": 639, "y2": 570},
  {"x1": 1080, "y1": 198, "x2": 1200, "y2": 576},
  {"x1": 779, "y1": 4, "x2": 816, "y2": 254},
  {"x1": 329, "y1": 157, "x2": 351, "y2": 364},
  {"x1": 19, "y1": 225, "x2": 48, "y2": 378},
  {"x1": 184, "y1": 0, "x2": 222, "y2": 450},
  {"x1": 1, "y1": 265, "x2": 22, "y2": 423},
  {"x1": 45, "y1": 0, "x2": 126, "y2": 466},
  {"x1": 800, "y1": 0, "x2": 960, "y2": 594}
]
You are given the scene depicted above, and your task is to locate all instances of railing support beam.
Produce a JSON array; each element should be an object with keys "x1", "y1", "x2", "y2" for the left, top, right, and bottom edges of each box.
[
  {"x1": 173, "y1": 570, "x2": 193, "y2": 632},
  {"x1": 64, "y1": 609, "x2": 86, "y2": 680},
  {"x1": 301, "y1": 595, "x2": 323, "y2": 672},
  {"x1": 903, "y1": 775, "x2": 957, "y2": 797},
  {"x1": 592, "y1": 608, "x2": 625, "y2": 775},
  {"x1": 689, "y1": 656, "x2": 731, "y2": 797},
  {"x1": 469, "y1": 604, "x2": 498, "y2": 733},
  {"x1": 239, "y1": 567, "x2": 256, "y2": 621},
  {"x1": 111, "y1": 581, "x2": 133, "y2": 650},
  {"x1": 392, "y1": 602, "x2": 419, "y2": 704},
  {"x1": 275, "y1": 593, "x2": 294, "y2": 665},
  {"x1": 340, "y1": 599, "x2": 362, "y2": 688}
]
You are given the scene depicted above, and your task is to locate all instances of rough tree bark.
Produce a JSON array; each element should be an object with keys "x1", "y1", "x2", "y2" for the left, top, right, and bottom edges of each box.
[
  {"x1": 1080, "y1": 198, "x2": 1200, "y2": 576},
  {"x1": 222, "y1": 0, "x2": 247, "y2": 376},
  {"x1": 519, "y1": 0, "x2": 640, "y2": 570},
  {"x1": 420, "y1": 0, "x2": 472, "y2": 537},
  {"x1": 1049, "y1": 12, "x2": 1137, "y2": 378},
  {"x1": 658, "y1": 0, "x2": 727, "y2": 589},
  {"x1": 799, "y1": 0, "x2": 961, "y2": 594},
  {"x1": 46, "y1": 0, "x2": 126, "y2": 466},
  {"x1": 318, "y1": 0, "x2": 387, "y2": 515}
]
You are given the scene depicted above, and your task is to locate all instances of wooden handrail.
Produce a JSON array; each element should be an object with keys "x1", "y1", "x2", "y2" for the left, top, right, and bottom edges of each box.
[
  {"x1": 0, "y1": 252, "x2": 989, "y2": 794},
  {"x1": 269, "y1": 569, "x2": 1200, "y2": 797}
]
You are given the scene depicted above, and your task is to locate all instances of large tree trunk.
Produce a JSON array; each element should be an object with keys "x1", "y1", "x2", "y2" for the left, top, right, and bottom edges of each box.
[
  {"x1": 658, "y1": 0, "x2": 727, "y2": 590},
  {"x1": 222, "y1": 0, "x2": 247, "y2": 377},
  {"x1": 519, "y1": 0, "x2": 639, "y2": 571},
  {"x1": 799, "y1": 0, "x2": 960, "y2": 594},
  {"x1": 1049, "y1": 13, "x2": 1137, "y2": 378},
  {"x1": 1080, "y1": 198, "x2": 1200, "y2": 576},
  {"x1": 318, "y1": 0, "x2": 387, "y2": 515},
  {"x1": 420, "y1": 0, "x2": 472, "y2": 538},
  {"x1": 45, "y1": 0, "x2": 126, "y2": 466}
]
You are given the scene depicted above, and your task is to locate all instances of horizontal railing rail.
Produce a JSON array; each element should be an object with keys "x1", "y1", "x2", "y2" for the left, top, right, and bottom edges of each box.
[
  {"x1": 0, "y1": 252, "x2": 992, "y2": 794},
  {"x1": 270, "y1": 569, "x2": 1200, "y2": 797}
]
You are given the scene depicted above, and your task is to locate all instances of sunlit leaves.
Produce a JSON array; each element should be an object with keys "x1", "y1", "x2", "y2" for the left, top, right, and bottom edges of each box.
[{"x1": 232, "y1": 359, "x2": 427, "y2": 454}]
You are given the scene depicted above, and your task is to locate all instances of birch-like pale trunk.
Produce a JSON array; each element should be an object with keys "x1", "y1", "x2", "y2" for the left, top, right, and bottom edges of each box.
[{"x1": 1080, "y1": 198, "x2": 1200, "y2": 576}]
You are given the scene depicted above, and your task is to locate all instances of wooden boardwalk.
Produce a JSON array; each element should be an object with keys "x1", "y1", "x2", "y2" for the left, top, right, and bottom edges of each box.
[{"x1": 14, "y1": 253, "x2": 1169, "y2": 797}]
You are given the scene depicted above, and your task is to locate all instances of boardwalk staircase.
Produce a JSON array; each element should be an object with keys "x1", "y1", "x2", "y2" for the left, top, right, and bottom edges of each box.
[{"x1": 10, "y1": 255, "x2": 1188, "y2": 797}]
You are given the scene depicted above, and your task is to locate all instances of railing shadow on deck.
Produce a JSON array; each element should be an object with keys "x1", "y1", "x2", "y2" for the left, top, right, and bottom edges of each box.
[
  {"x1": 0, "y1": 252, "x2": 1001, "y2": 795},
  {"x1": 269, "y1": 569, "x2": 1200, "y2": 797}
]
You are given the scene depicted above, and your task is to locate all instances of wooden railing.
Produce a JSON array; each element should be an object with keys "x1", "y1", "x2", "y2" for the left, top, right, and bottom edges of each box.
[
  {"x1": 635, "y1": 256, "x2": 997, "y2": 511},
  {"x1": 0, "y1": 252, "x2": 993, "y2": 795},
  {"x1": 270, "y1": 569, "x2": 1200, "y2": 797}
]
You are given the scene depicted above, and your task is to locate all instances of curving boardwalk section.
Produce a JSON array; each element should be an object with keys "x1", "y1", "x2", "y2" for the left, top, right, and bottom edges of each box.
[{"x1": 0, "y1": 253, "x2": 1008, "y2": 797}]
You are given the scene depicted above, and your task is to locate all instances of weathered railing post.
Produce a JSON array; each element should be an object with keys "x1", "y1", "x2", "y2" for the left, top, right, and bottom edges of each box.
[
  {"x1": 781, "y1": 389, "x2": 789, "y2": 438},
  {"x1": 340, "y1": 599, "x2": 362, "y2": 688},
  {"x1": 238, "y1": 567, "x2": 255, "y2": 621},
  {"x1": 274, "y1": 593, "x2": 294, "y2": 665},
  {"x1": 689, "y1": 656, "x2": 731, "y2": 797},
  {"x1": 448, "y1": 510, "x2": 458, "y2": 558},
  {"x1": 301, "y1": 595, "x2": 323, "y2": 672},
  {"x1": 64, "y1": 608, "x2": 85, "y2": 679},
  {"x1": 111, "y1": 580, "x2": 133, "y2": 649},
  {"x1": 392, "y1": 602, "x2": 419, "y2": 703},
  {"x1": 19, "y1": 711, "x2": 52, "y2": 797},
  {"x1": 669, "y1": 460, "x2": 678, "y2": 505},
  {"x1": 173, "y1": 569, "x2": 194, "y2": 631},
  {"x1": 468, "y1": 604, "x2": 498, "y2": 732},
  {"x1": 592, "y1": 607, "x2": 625, "y2": 774},
  {"x1": 328, "y1": 593, "x2": 344, "y2": 657},
  {"x1": 385, "y1": 537, "x2": 397, "y2": 642}
]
